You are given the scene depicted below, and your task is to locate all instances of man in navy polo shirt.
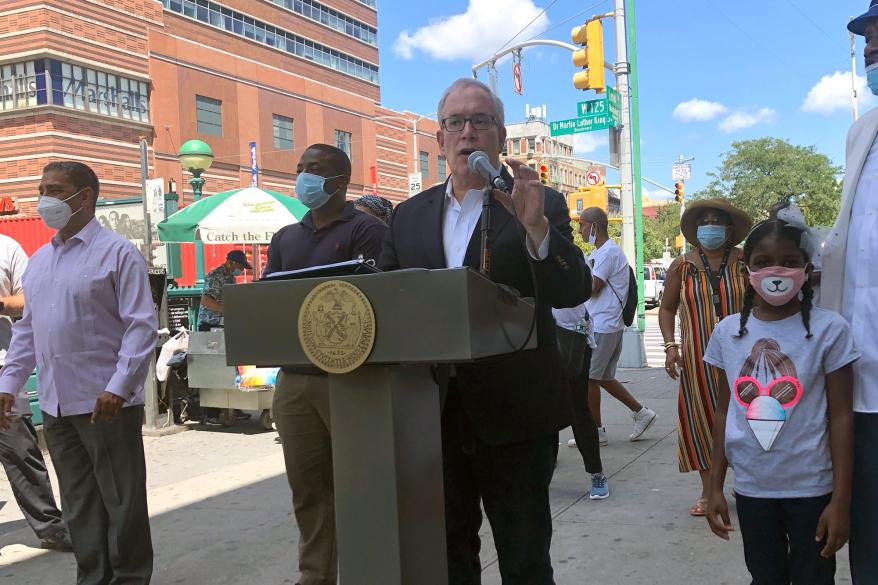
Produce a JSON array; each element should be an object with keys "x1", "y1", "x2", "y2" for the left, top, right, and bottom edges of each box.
[{"x1": 265, "y1": 143, "x2": 387, "y2": 585}]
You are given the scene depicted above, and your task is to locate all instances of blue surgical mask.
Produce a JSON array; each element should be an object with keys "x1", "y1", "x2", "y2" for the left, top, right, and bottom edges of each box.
[
  {"x1": 867, "y1": 63, "x2": 878, "y2": 96},
  {"x1": 232, "y1": 268, "x2": 243, "y2": 276},
  {"x1": 696, "y1": 225, "x2": 728, "y2": 250},
  {"x1": 295, "y1": 172, "x2": 343, "y2": 209}
]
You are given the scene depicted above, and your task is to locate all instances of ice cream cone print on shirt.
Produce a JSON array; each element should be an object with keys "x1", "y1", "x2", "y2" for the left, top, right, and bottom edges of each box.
[{"x1": 734, "y1": 339, "x2": 803, "y2": 451}]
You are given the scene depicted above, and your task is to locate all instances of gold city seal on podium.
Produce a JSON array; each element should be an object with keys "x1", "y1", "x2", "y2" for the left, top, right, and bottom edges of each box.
[{"x1": 298, "y1": 280, "x2": 376, "y2": 374}]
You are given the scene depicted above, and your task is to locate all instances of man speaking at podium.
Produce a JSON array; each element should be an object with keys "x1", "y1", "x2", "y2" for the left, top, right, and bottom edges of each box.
[{"x1": 380, "y1": 79, "x2": 589, "y2": 585}]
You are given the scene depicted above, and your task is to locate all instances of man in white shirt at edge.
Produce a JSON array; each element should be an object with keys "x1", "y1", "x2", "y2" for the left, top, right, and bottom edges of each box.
[
  {"x1": 820, "y1": 5, "x2": 878, "y2": 581},
  {"x1": 0, "y1": 233, "x2": 71, "y2": 552},
  {"x1": 579, "y1": 207, "x2": 657, "y2": 445}
]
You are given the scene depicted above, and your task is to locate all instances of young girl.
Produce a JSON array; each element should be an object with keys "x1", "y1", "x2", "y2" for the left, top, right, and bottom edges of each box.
[{"x1": 703, "y1": 209, "x2": 859, "y2": 584}]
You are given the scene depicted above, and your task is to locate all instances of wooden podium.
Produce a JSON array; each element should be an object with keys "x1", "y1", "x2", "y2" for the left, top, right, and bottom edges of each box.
[{"x1": 223, "y1": 267, "x2": 535, "y2": 585}]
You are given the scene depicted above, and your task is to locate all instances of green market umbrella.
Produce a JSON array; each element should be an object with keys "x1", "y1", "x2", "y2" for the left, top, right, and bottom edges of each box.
[{"x1": 157, "y1": 186, "x2": 308, "y2": 244}]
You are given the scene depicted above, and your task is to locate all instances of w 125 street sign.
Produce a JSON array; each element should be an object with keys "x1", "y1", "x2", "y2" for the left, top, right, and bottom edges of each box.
[{"x1": 551, "y1": 86, "x2": 622, "y2": 137}]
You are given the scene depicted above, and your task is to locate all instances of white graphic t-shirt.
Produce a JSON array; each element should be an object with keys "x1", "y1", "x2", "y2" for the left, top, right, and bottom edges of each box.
[{"x1": 703, "y1": 307, "x2": 859, "y2": 498}]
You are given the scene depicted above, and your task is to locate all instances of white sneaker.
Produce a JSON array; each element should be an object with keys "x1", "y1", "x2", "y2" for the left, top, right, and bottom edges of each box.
[
  {"x1": 567, "y1": 438, "x2": 577, "y2": 448},
  {"x1": 629, "y1": 407, "x2": 657, "y2": 441},
  {"x1": 597, "y1": 426, "x2": 608, "y2": 446}
]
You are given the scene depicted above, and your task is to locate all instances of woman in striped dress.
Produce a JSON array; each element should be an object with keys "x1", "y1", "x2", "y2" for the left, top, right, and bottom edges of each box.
[{"x1": 658, "y1": 199, "x2": 752, "y2": 516}]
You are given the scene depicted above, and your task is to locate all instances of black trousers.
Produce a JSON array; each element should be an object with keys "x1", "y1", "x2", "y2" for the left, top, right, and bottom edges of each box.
[
  {"x1": 43, "y1": 406, "x2": 153, "y2": 585},
  {"x1": 735, "y1": 493, "x2": 835, "y2": 585},
  {"x1": 559, "y1": 346, "x2": 602, "y2": 474},
  {"x1": 0, "y1": 414, "x2": 65, "y2": 539},
  {"x1": 443, "y1": 382, "x2": 556, "y2": 585},
  {"x1": 851, "y1": 412, "x2": 878, "y2": 584}
]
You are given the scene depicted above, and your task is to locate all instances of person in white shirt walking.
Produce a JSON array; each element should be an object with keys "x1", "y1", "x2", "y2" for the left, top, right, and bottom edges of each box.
[
  {"x1": 580, "y1": 207, "x2": 657, "y2": 444},
  {"x1": 821, "y1": 4, "x2": 878, "y2": 581}
]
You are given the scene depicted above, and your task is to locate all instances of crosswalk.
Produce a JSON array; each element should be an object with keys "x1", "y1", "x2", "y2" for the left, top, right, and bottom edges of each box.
[{"x1": 643, "y1": 313, "x2": 666, "y2": 368}]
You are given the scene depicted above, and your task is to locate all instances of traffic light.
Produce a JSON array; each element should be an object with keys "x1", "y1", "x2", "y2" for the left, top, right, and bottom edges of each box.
[
  {"x1": 571, "y1": 20, "x2": 605, "y2": 93},
  {"x1": 674, "y1": 182, "x2": 684, "y2": 203},
  {"x1": 539, "y1": 164, "x2": 549, "y2": 184}
]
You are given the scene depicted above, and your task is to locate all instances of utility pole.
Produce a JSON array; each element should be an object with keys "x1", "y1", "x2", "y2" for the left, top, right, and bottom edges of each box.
[
  {"x1": 851, "y1": 17, "x2": 860, "y2": 122},
  {"x1": 614, "y1": 0, "x2": 634, "y2": 266},
  {"x1": 625, "y1": 0, "x2": 645, "y2": 333}
]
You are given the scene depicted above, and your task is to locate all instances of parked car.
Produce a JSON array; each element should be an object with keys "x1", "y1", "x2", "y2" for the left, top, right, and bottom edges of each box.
[{"x1": 643, "y1": 264, "x2": 666, "y2": 308}]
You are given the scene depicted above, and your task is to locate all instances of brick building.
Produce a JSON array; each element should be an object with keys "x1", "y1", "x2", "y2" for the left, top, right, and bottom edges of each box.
[{"x1": 0, "y1": 0, "x2": 444, "y2": 215}]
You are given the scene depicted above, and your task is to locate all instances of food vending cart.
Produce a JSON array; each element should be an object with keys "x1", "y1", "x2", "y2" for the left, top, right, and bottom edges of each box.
[{"x1": 186, "y1": 329, "x2": 276, "y2": 429}]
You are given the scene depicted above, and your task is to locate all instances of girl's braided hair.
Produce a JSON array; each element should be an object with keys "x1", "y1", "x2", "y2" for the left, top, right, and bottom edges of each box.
[{"x1": 737, "y1": 202, "x2": 813, "y2": 339}]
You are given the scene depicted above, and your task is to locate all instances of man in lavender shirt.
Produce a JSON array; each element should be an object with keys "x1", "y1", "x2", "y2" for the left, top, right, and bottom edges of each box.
[{"x1": 0, "y1": 162, "x2": 157, "y2": 584}]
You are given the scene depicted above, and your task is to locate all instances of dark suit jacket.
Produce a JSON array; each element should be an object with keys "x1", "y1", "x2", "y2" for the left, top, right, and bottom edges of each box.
[{"x1": 379, "y1": 175, "x2": 591, "y2": 446}]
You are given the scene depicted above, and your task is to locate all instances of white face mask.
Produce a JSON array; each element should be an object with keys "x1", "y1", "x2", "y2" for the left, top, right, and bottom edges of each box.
[
  {"x1": 587, "y1": 224, "x2": 597, "y2": 245},
  {"x1": 37, "y1": 188, "x2": 85, "y2": 230}
]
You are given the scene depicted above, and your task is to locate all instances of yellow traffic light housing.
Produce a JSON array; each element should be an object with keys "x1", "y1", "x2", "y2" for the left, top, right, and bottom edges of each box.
[
  {"x1": 539, "y1": 164, "x2": 549, "y2": 185},
  {"x1": 674, "y1": 182, "x2": 684, "y2": 203},
  {"x1": 571, "y1": 20, "x2": 605, "y2": 93}
]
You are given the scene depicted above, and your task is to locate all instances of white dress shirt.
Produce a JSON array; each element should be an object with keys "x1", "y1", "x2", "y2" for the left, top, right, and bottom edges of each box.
[
  {"x1": 842, "y1": 136, "x2": 878, "y2": 413},
  {"x1": 0, "y1": 219, "x2": 157, "y2": 416},
  {"x1": 442, "y1": 181, "x2": 549, "y2": 268}
]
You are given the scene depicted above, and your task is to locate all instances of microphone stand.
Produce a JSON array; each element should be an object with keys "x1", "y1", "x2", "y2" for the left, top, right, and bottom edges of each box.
[{"x1": 479, "y1": 185, "x2": 492, "y2": 276}]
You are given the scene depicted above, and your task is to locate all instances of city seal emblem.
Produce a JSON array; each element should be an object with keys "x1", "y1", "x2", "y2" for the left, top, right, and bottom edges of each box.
[{"x1": 298, "y1": 280, "x2": 376, "y2": 374}]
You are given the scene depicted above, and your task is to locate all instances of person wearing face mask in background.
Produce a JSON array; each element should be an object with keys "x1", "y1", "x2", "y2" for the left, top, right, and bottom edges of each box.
[
  {"x1": 580, "y1": 206, "x2": 658, "y2": 448},
  {"x1": 263, "y1": 143, "x2": 387, "y2": 585},
  {"x1": 196, "y1": 249, "x2": 252, "y2": 425},
  {"x1": 658, "y1": 199, "x2": 752, "y2": 518},
  {"x1": 0, "y1": 161, "x2": 157, "y2": 584},
  {"x1": 197, "y1": 249, "x2": 251, "y2": 333},
  {"x1": 819, "y1": 5, "x2": 878, "y2": 581}
]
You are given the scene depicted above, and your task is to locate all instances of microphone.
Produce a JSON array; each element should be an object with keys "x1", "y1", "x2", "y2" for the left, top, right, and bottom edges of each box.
[{"x1": 467, "y1": 151, "x2": 509, "y2": 192}]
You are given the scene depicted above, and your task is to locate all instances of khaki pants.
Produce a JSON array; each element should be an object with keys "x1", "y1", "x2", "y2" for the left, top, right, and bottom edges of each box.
[{"x1": 273, "y1": 371, "x2": 337, "y2": 585}]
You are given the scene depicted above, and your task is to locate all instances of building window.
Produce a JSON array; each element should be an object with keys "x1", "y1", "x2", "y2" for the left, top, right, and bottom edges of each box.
[
  {"x1": 438, "y1": 155, "x2": 446, "y2": 182},
  {"x1": 419, "y1": 151, "x2": 429, "y2": 182},
  {"x1": 161, "y1": 0, "x2": 380, "y2": 84},
  {"x1": 335, "y1": 130, "x2": 352, "y2": 157},
  {"x1": 512, "y1": 140, "x2": 520, "y2": 156},
  {"x1": 527, "y1": 138, "x2": 535, "y2": 154},
  {"x1": 272, "y1": 114, "x2": 294, "y2": 150},
  {"x1": 196, "y1": 95, "x2": 222, "y2": 136},
  {"x1": 265, "y1": 0, "x2": 378, "y2": 46}
]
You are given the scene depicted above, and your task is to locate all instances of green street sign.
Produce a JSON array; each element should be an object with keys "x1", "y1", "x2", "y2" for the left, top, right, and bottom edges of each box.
[
  {"x1": 574, "y1": 87, "x2": 621, "y2": 131},
  {"x1": 577, "y1": 98, "x2": 608, "y2": 118},
  {"x1": 607, "y1": 86, "x2": 622, "y2": 121},
  {"x1": 550, "y1": 116, "x2": 613, "y2": 136}
]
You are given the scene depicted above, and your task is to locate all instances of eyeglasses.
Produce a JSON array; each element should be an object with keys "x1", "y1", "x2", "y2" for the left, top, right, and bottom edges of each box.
[{"x1": 440, "y1": 114, "x2": 497, "y2": 132}]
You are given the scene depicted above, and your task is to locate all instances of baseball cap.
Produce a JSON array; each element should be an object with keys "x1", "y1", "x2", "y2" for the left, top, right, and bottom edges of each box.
[
  {"x1": 849, "y1": 0, "x2": 878, "y2": 35},
  {"x1": 227, "y1": 250, "x2": 251, "y2": 269}
]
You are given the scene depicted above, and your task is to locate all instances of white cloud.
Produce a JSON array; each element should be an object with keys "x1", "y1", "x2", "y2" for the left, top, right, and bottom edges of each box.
[
  {"x1": 718, "y1": 108, "x2": 777, "y2": 132},
  {"x1": 642, "y1": 187, "x2": 674, "y2": 201},
  {"x1": 393, "y1": 0, "x2": 550, "y2": 62},
  {"x1": 672, "y1": 99, "x2": 728, "y2": 122},
  {"x1": 573, "y1": 132, "x2": 608, "y2": 155},
  {"x1": 801, "y1": 71, "x2": 873, "y2": 114}
]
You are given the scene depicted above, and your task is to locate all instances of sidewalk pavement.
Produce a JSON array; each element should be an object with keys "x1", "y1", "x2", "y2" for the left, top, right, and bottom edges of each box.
[{"x1": 0, "y1": 367, "x2": 852, "y2": 584}]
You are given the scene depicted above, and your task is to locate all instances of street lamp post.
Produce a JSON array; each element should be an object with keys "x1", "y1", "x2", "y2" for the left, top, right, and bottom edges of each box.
[{"x1": 178, "y1": 139, "x2": 214, "y2": 286}]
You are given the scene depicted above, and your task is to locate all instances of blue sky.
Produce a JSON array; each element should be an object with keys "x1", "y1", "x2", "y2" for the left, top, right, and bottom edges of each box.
[{"x1": 377, "y1": 0, "x2": 869, "y2": 200}]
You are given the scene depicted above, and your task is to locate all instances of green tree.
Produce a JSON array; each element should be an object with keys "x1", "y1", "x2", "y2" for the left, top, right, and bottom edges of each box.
[
  {"x1": 693, "y1": 138, "x2": 842, "y2": 226},
  {"x1": 642, "y1": 202, "x2": 682, "y2": 261}
]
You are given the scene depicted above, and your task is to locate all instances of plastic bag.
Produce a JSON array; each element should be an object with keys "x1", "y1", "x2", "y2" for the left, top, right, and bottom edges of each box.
[{"x1": 156, "y1": 331, "x2": 189, "y2": 382}]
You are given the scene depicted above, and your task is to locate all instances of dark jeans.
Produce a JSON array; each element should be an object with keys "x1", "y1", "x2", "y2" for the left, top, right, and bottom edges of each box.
[
  {"x1": 735, "y1": 493, "x2": 835, "y2": 585},
  {"x1": 851, "y1": 412, "x2": 878, "y2": 584},
  {"x1": 560, "y1": 346, "x2": 602, "y2": 474},
  {"x1": 443, "y1": 381, "x2": 556, "y2": 585},
  {"x1": 43, "y1": 406, "x2": 153, "y2": 585}
]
